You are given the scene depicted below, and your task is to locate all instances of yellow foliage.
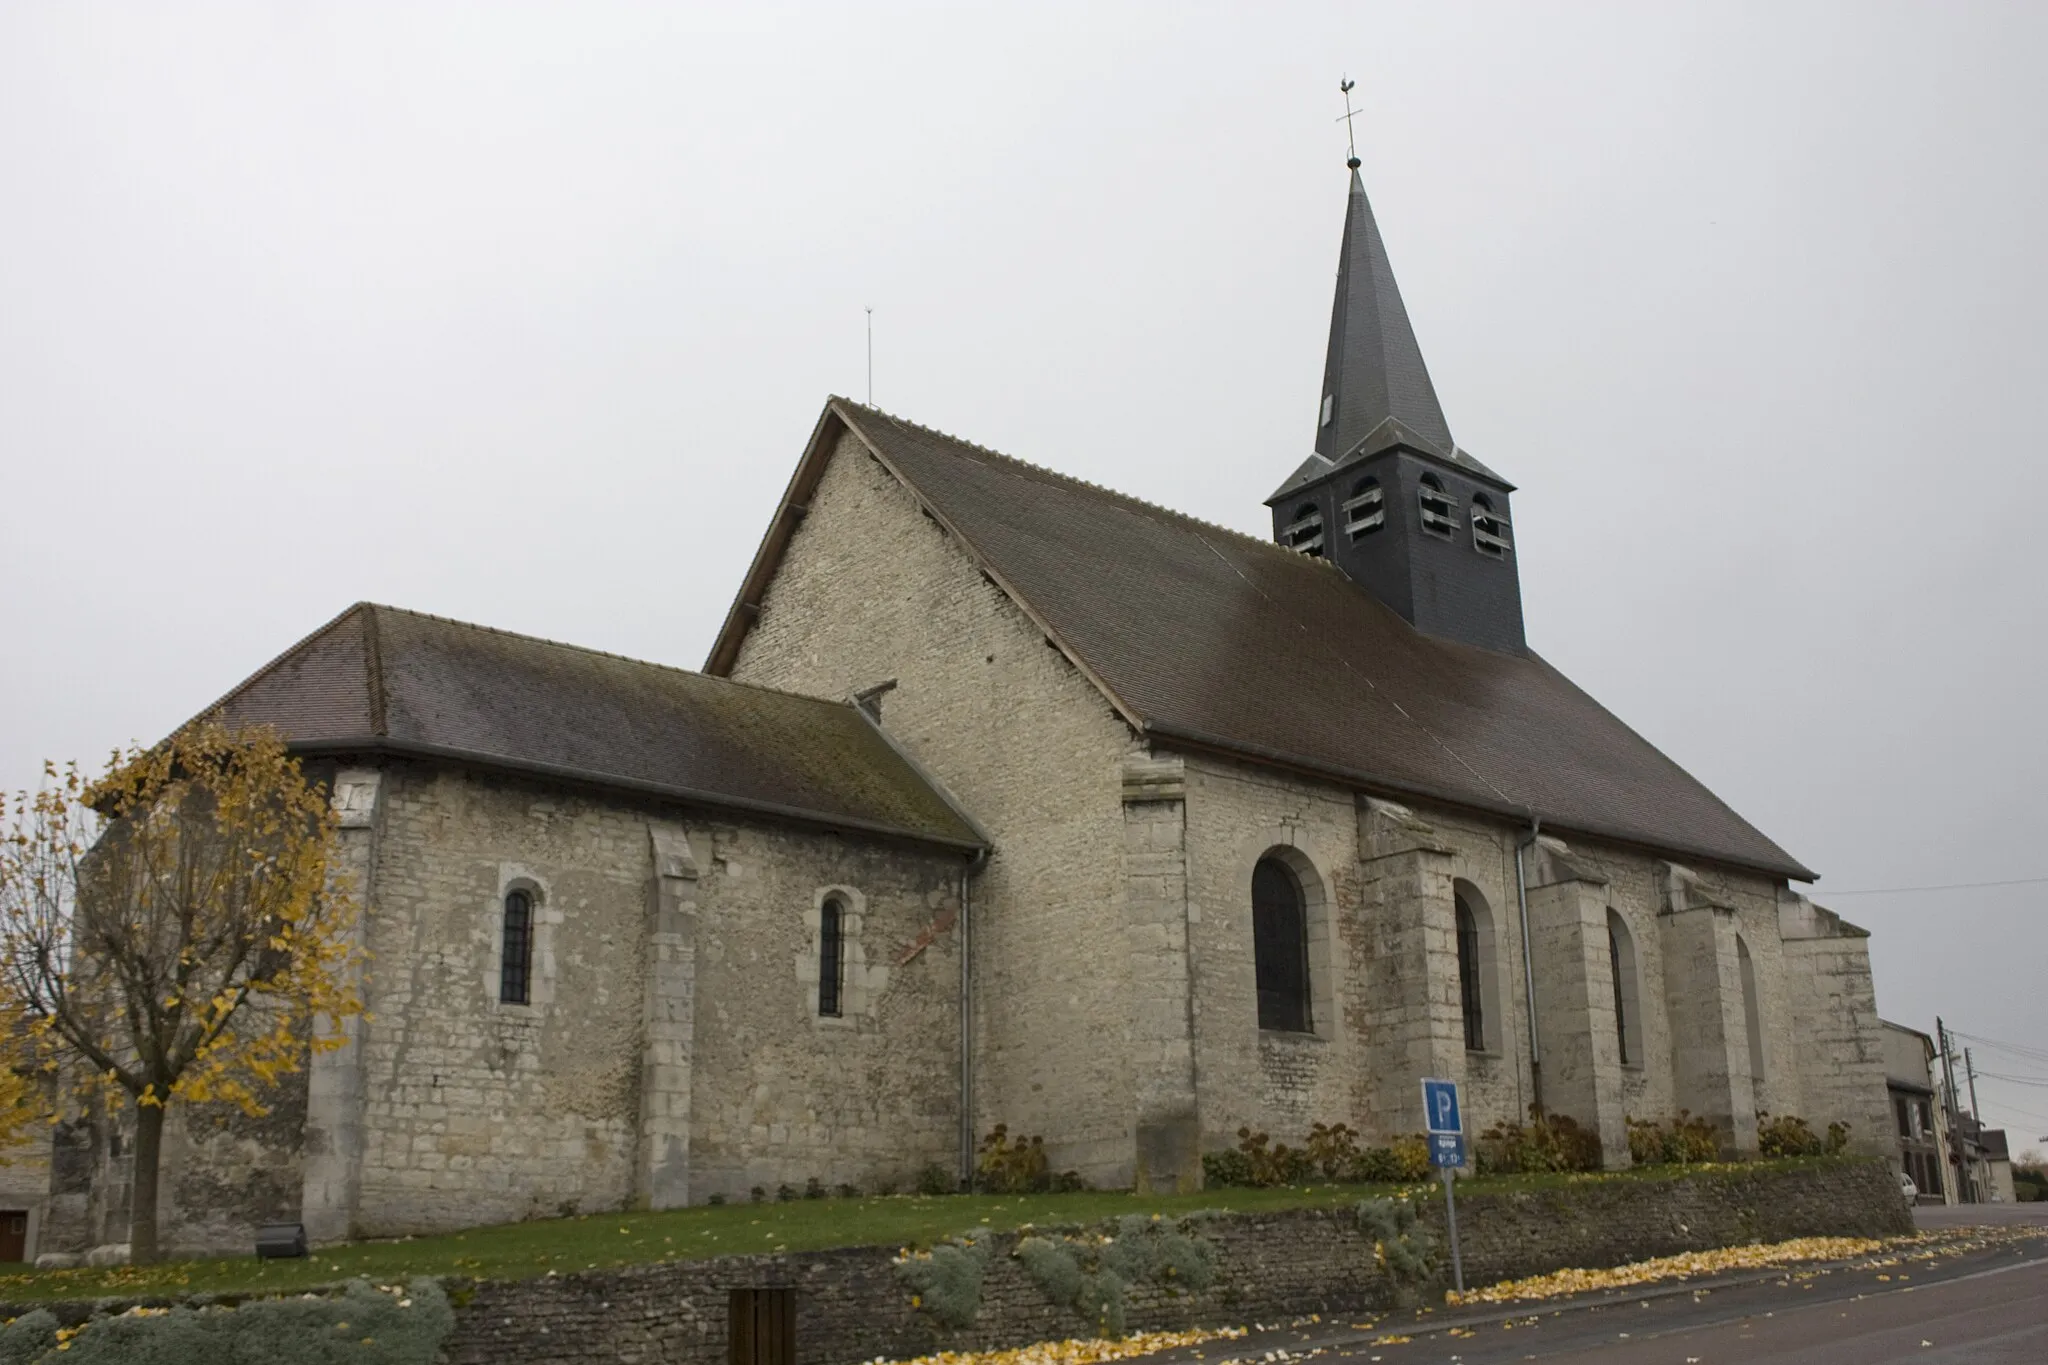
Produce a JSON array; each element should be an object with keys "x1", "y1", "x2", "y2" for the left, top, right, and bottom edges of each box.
[
  {"x1": 875, "y1": 1326, "x2": 1247, "y2": 1365},
  {"x1": 1445, "y1": 1235, "x2": 1886, "y2": 1306},
  {"x1": 0, "y1": 721, "x2": 365, "y2": 1123}
]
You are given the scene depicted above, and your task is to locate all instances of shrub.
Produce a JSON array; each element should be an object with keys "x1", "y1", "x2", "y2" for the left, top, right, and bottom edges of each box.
[
  {"x1": 0, "y1": 1311, "x2": 56, "y2": 1365},
  {"x1": 1202, "y1": 1125, "x2": 1429, "y2": 1187},
  {"x1": 896, "y1": 1232, "x2": 992, "y2": 1329},
  {"x1": 914, "y1": 1163, "x2": 957, "y2": 1197},
  {"x1": 1626, "y1": 1110, "x2": 1722, "y2": 1165},
  {"x1": 976, "y1": 1125, "x2": 1052, "y2": 1194},
  {"x1": 1015, "y1": 1214, "x2": 1218, "y2": 1338},
  {"x1": 44, "y1": 1278, "x2": 453, "y2": 1365},
  {"x1": 1755, "y1": 1113, "x2": 1851, "y2": 1159},
  {"x1": 1474, "y1": 1106, "x2": 1602, "y2": 1174},
  {"x1": 1357, "y1": 1195, "x2": 1437, "y2": 1284}
]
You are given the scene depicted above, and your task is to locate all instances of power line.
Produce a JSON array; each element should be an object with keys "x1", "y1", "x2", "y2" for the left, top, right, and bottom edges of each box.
[
  {"x1": 1815, "y1": 875, "x2": 2048, "y2": 896},
  {"x1": 1953, "y1": 1031, "x2": 2048, "y2": 1065},
  {"x1": 1975, "y1": 1070, "x2": 2048, "y2": 1089}
]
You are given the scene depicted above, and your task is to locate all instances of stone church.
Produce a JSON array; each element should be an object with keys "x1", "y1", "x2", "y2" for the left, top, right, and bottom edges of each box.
[{"x1": 47, "y1": 160, "x2": 1889, "y2": 1256}]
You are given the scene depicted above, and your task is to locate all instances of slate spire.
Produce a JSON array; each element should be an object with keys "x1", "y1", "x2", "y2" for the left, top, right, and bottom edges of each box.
[{"x1": 1313, "y1": 163, "x2": 1453, "y2": 460}]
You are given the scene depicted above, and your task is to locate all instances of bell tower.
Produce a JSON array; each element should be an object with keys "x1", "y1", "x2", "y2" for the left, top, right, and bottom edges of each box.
[{"x1": 1267, "y1": 147, "x2": 1525, "y2": 655}]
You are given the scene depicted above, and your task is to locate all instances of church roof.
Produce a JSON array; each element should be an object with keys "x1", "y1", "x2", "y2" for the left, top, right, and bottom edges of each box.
[
  {"x1": 204, "y1": 603, "x2": 985, "y2": 851},
  {"x1": 709, "y1": 399, "x2": 1812, "y2": 881}
]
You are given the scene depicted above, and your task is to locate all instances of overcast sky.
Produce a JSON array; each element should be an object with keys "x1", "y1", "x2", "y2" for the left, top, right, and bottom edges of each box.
[{"x1": 3, "y1": 2, "x2": 2043, "y2": 1149}]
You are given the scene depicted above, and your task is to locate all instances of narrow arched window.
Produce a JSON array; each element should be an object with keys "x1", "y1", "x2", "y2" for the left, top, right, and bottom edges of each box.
[
  {"x1": 1252, "y1": 858, "x2": 1310, "y2": 1032},
  {"x1": 1342, "y1": 477, "x2": 1384, "y2": 539},
  {"x1": 500, "y1": 889, "x2": 534, "y2": 1005},
  {"x1": 1418, "y1": 474, "x2": 1456, "y2": 537},
  {"x1": 1737, "y1": 935, "x2": 1765, "y2": 1086},
  {"x1": 1284, "y1": 502, "x2": 1325, "y2": 558},
  {"x1": 1455, "y1": 892, "x2": 1485, "y2": 1051},
  {"x1": 1470, "y1": 493, "x2": 1512, "y2": 557},
  {"x1": 1607, "y1": 908, "x2": 1642, "y2": 1066},
  {"x1": 818, "y1": 897, "x2": 845, "y2": 1018}
]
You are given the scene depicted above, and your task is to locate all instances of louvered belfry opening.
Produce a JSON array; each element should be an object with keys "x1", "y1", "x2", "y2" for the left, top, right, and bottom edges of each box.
[{"x1": 728, "y1": 1287, "x2": 796, "y2": 1365}]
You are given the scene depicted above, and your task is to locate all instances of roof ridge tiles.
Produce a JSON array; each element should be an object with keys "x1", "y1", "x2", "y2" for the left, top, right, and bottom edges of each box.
[{"x1": 831, "y1": 398, "x2": 1346, "y2": 574}]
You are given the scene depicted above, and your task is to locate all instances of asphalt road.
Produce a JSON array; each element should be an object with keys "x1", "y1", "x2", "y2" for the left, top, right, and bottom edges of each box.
[{"x1": 1162, "y1": 1225, "x2": 2047, "y2": 1365}]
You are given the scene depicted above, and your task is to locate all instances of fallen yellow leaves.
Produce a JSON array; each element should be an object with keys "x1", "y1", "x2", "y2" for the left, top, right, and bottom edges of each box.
[
  {"x1": 1446, "y1": 1235, "x2": 1887, "y2": 1306},
  {"x1": 871, "y1": 1326, "x2": 1248, "y2": 1365}
]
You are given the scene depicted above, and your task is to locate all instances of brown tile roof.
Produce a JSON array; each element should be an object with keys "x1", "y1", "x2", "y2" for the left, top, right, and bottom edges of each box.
[
  {"x1": 207, "y1": 603, "x2": 984, "y2": 851},
  {"x1": 712, "y1": 399, "x2": 1811, "y2": 881}
]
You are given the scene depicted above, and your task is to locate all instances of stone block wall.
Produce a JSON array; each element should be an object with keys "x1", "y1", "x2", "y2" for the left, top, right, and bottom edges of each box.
[
  {"x1": 728, "y1": 430, "x2": 1146, "y2": 1186},
  {"x1": 337, "y1": 762, "x2": 969, "y2": 1234},
  {"x1": 434, "y1": 1159, "x2": 1909, "y2": 1365}
]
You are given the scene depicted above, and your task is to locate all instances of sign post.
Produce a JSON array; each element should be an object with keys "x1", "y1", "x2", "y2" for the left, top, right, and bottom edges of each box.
[{"x1": 1421, "y1": 1078, "x2": 1466, "y2": 1294}]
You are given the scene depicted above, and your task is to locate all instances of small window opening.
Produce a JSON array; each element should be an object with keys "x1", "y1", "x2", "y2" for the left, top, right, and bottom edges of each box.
[
  {"x1": 818, "y1": 897, "x2": 845, "y2": 1018},
  {"x1": 1455, "y1": 893, "x2": 1485, "y2": 1051},
  {"x1": 1737, "y1": 935, "x2": 1765, "y2": 1088},
  {"x1": 1252, "y1": 858, "x2": 1311, "y2": 1032},
  {"x1": 1418, "y1": 475, "x2": 1456, "y2": 538},
  {"x1": 500, "y1": 889, "x2": 534, "y2": 1005},
  {"x1": 1319, "y1": 393, "x2": 1335, "y2": 428},
  {"x1": 1341, "y1": 478, "x2": 1384, "y2": 539},
  {"x1": 1471, "y1": 493, "x2": 1512, "y2": 557},
  {"x1": 1283, "y1": 502, "x2": 1325, "y2": 558},
  {"x1": 1607, "y1": 908, "x2": 1642, "y2": 1067}
]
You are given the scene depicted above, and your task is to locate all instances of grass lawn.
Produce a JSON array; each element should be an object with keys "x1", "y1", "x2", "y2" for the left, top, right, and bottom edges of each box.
[{"x1": 0, "y1": 1157, "x2": 1852, "y2": 1305}]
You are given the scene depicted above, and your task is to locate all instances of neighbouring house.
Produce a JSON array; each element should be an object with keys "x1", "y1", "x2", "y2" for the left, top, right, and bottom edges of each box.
[
  {"x1": 1981, "y1": 1128, "x2": 2016, "y2": 1204},
  {"x1": 1881, "y1": 1020, "x2": 1953, "y2": 1203},
  {"x1": 47, "y1": 149, "x2": 1894, "y2": 1256}
]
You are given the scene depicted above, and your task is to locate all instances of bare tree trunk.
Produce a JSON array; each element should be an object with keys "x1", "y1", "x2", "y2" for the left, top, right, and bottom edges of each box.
[{"x1": 128, "y1": 1100, "x2": 165, "y2": 1264}]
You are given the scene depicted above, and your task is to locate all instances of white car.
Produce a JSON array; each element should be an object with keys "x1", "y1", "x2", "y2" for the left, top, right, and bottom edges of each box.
[{"x1": 1897, "y1": 1170, "x2": 1919, "y2": 1203}]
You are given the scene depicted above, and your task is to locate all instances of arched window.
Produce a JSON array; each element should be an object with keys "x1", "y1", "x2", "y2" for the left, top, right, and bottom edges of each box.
[
  {"x1": 1418, "y1": 475, "x2": 1456, "y2": 538},
  {"x1": 1607, "y1": 908, "x2": 1642, "y2": 1066},
  {"x1": 1737, "y1": 935, "x2": 1766, "y2": 1087},
  {"x1": 818, "y1": 896, "x2": 845, "y2": 1018},
  {"x1": 1341, "y1": 477, "x2": 1384, "y2": 539},
  {"x1": 1455, "y1": 891, "x2": 1486, "y2": 1051},
  {"x1": 1284, "y1": 502, "x2": 1325, "y2": 558},
  {"x1": 1252, "y1": 857, "x2": 1311, "y2": 1032},
  {"x1": 500, "y1": 889, "x2": 534, "y2": 1005},
  {"x1": 1470, "y1": 493, "x2": 1512, "y2": 557}
]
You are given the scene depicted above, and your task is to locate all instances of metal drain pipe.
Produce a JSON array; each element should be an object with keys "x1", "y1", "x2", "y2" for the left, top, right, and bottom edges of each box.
[{"x1": 1515, "y1": 820, "x2": 1544, "y2": 1116}]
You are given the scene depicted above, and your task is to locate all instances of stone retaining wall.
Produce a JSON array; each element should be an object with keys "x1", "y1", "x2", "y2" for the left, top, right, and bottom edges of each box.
[{"x1": 444, "y1": 1159, "x2": 1906, "y2": 1365}]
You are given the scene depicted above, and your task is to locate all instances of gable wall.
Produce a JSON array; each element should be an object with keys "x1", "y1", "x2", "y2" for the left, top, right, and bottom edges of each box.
[{"x1": 729, "y1": 430, "x2": 1147, "y2": 1185}]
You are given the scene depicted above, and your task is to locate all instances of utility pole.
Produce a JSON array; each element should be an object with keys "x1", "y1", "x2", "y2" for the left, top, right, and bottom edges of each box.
[
  {"x1": 1966, "y1": 1048, "x2": 1981, "y2": 1120},
  {"x1": 1938, "y1": 1017, "x2": 1972, "y2": 1203}
]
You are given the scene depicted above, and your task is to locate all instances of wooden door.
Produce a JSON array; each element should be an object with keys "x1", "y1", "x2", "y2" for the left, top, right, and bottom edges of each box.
[{"x1": 0, "y1": 1212, "x2": 26, "y2": 1262}]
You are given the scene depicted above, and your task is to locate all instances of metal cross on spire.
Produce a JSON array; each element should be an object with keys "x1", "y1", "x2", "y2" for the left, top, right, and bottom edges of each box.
[{"x1": 1336, "y1": 77, "x2": 1362, "y2": 170}]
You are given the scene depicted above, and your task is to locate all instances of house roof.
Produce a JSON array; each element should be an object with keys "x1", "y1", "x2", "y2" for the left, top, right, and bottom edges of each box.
[
  {"x1": 205, "y1": 603, "x2": 984, "y2": 851},
  {"x1": 709, "y1": 399, "x2": 1813, "y2": 881}
]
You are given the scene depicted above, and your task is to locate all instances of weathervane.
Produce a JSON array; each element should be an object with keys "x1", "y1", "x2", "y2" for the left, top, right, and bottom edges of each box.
[{"x1": 1337, "y1": 77, "x2": 1362, "y2": 170}]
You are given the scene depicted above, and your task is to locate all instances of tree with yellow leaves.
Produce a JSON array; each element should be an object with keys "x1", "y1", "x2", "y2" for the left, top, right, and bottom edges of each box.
[{"x1": 0, "y1": 722, "x2": 362, "y2": 1263}]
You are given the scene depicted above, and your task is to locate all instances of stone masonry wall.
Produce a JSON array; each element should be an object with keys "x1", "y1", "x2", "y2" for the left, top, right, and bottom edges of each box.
[
  {"x1": 1175, "y1": 751, "x2": 1875, "y2": 1163},
  {"x1": 348, "y1": 761, "x2": 966, "y2": 1235},
  {"x1": 729, "y1": 430, "x2": 1146, "y2": 1186},
  {"x1": 436, "y1": 1159, "x2": 1909, "y2": 1365}
]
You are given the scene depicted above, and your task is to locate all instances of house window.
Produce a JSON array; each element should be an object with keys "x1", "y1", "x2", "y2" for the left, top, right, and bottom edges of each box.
[
  {"x1": 1284, "y1": 502, "x2": 1325, "y2": 558},
  {"x1": 1471, "y1": 494, "x2": 1512, "y2": 557},
  {"x1": 818, "y1": 896, "x2": 845, "y2": 1018},
  {"x1": 1607, "y1": 909, "x2": 1642, "y2": 1066},
  {"x1": 1455, "y1": 893, "x2": 1485, "y2": 1050},
  {"x1": 1418, "y1": 475, "x2": 1456, "y2": 538},
  {"x1": 1252, "y1": 858, "x2": 1311, "y2": 1033},
  {"x1": 1341, "y1": 478, "x2": 1385, "y2": 539},
  {"x1": 1895, "y1": 1096, "x2": 1914, "y2": 1139},
  {"x1": 500, "y1": 889, "x2": 534, "y2": 1005}
]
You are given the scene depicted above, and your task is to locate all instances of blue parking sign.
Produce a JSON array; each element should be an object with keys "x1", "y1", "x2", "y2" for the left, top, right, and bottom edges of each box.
[
  {"x1": 1421, "y1": 1078, "x2": 1462, "y2": 1135},
  {"x1": 1429, "y1": 1132, "x2": 1467, "y2": 1168}
]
